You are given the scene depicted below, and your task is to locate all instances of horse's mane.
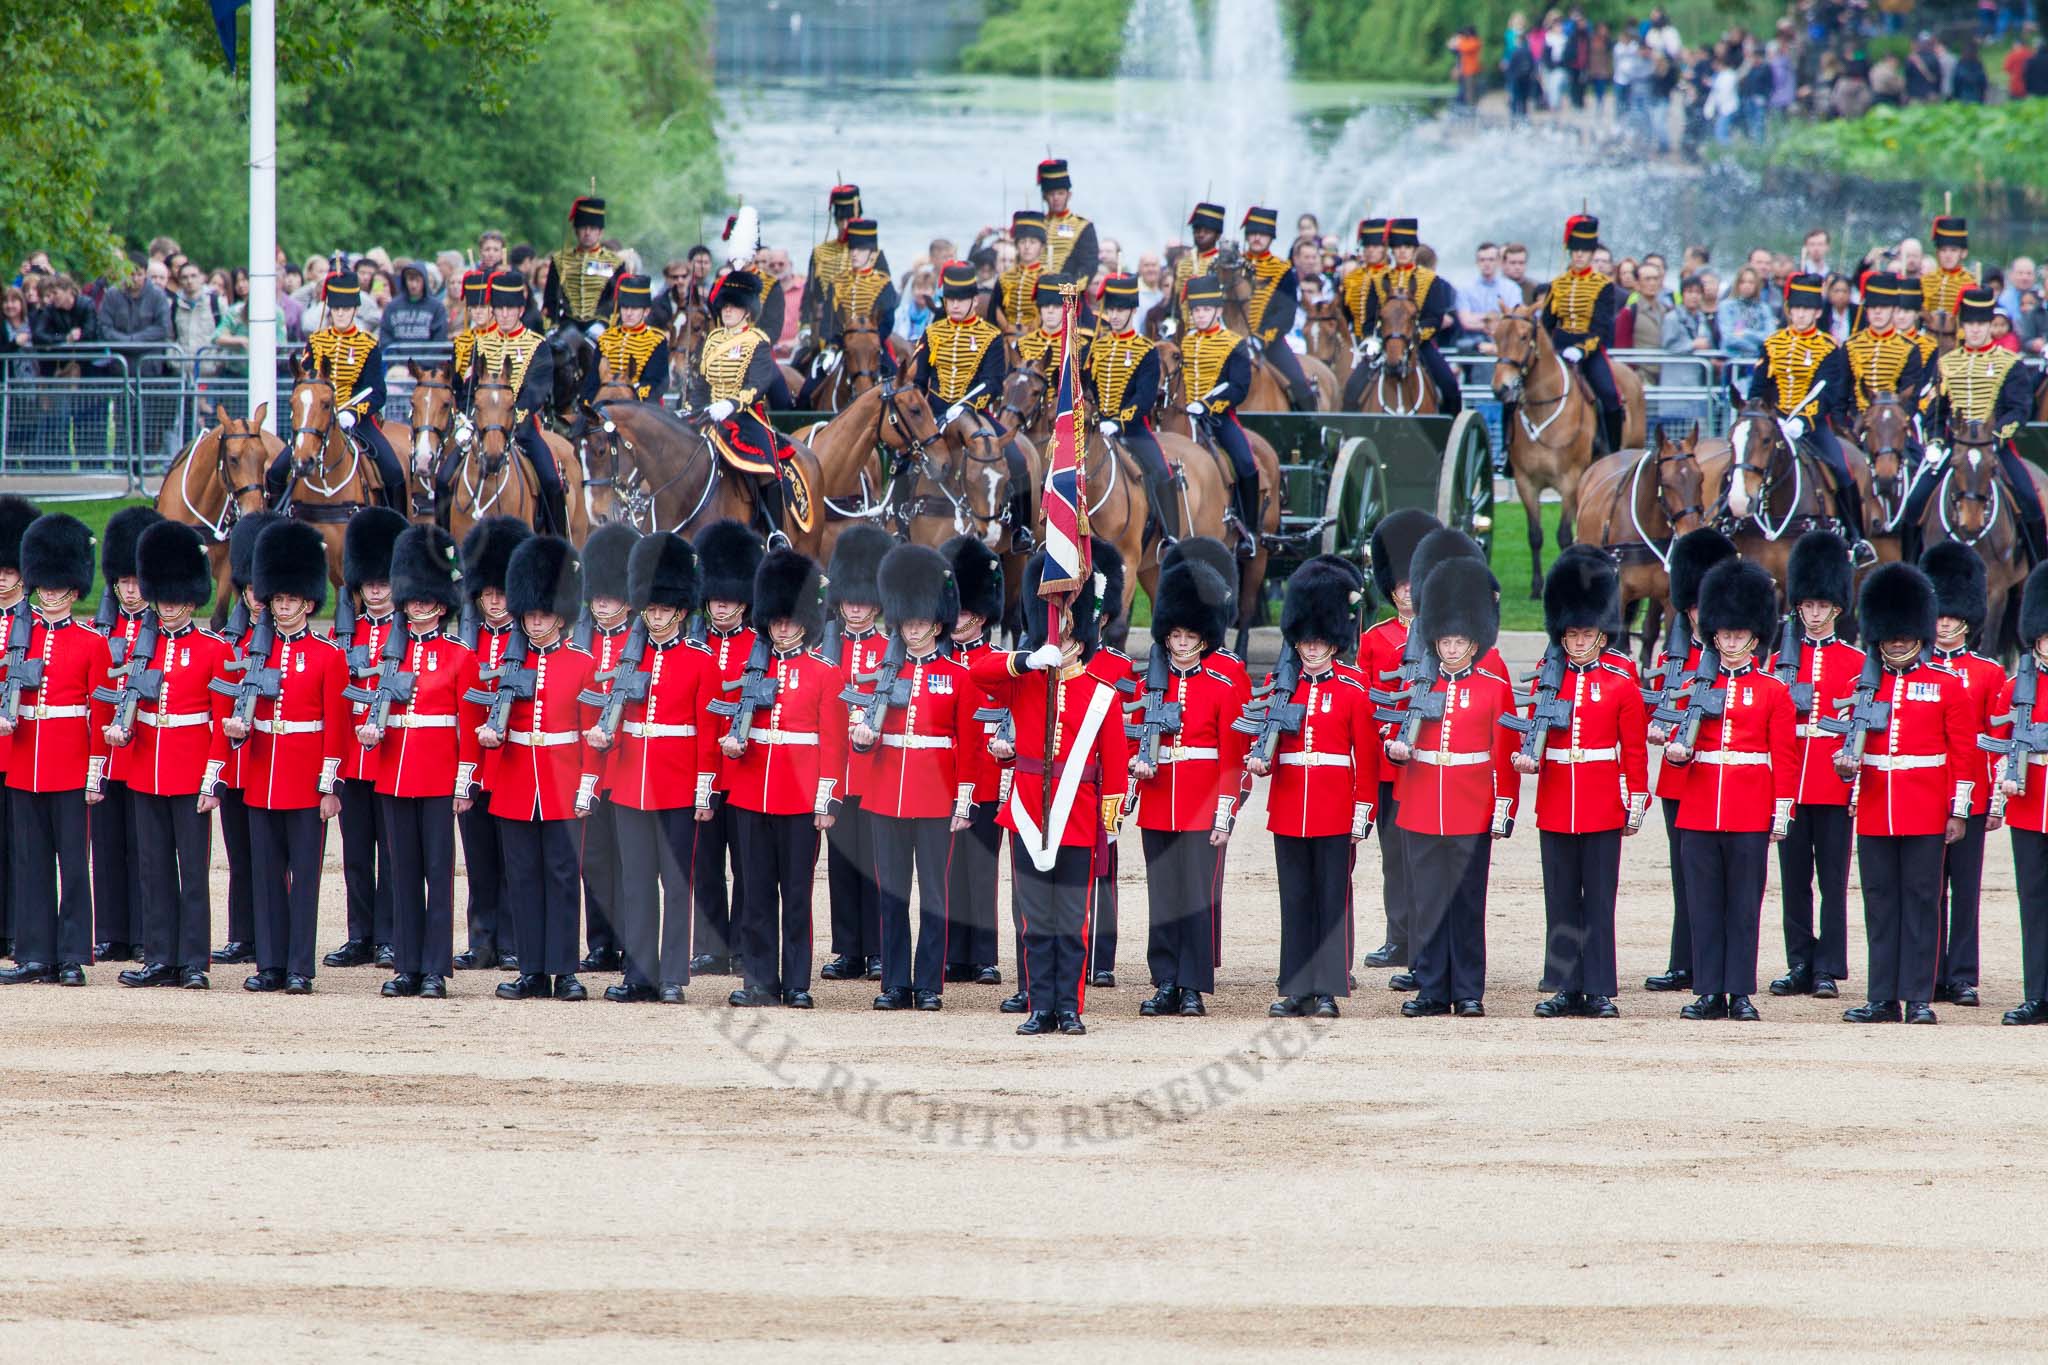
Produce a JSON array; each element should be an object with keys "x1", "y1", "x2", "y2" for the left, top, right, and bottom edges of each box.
[{"x1": 603, "y1": 398, "x2": 698, "y2": 440}]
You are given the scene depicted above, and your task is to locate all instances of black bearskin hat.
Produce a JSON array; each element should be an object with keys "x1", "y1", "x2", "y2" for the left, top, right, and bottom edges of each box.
[
  {"x1": 1282, "y1": 560, "x2": 1366, "y2": 648},
  {"x1": 460, "y1": 516, "x2": 530, "y2": 600},
  {"x1": 1787, "y1": 529, "x2": 1853, "y2": 612},
  {"x1": 342, "y1": 506, "x2": 408, "y2": 591},
  {"x1": 826, "y1": 523, "x2": 892, "y2": 611},
  {"x1": 2021, "y1": 561, "x2": 2048, "y2": 650},
  {"x1": 753, "y1": 547, "x2": 826, "y2": 643},
  {"x1": 580, "y1": 521, "x2": 641, "y2": 604},
  {"x1": 136, "y1": 520, "x2": 213, "y2": 608},
  {"x1": 389, "y1": 526, "x2": 464, "y2": 614},
  {"x1": 100, "y1": 506, "x2": 162, "y2": 584},
  {"x1": 21, "y1": 514, "x2": 95, "y2": 596},
  {"x1": 1369, "y1": 508, "x2": 1442, "y2": 601},
  {"x1": 943, "y1": 534, "x2": 1004, "y2": 624},
  {"x1": 1163, "y1": 536, "x2": 1238, "y2": 616},
  {"x1": 1859, "y1": 561, "x2": 1937, "y2": 646},
  {"x1": 1408, "y1": 527, "x2": 1492, "y2": 609},
  {"x1": 1695, "y1": 559, "x2": 1779, "y2": 644},
  {"x1": 1669, "y1": 526, "x2": 1737, "y2": 617},
  {"x1": 1306, "y1": 551, "x2": 1367, "y2": 592},
  {"x1": 228, "y1": 510, "x2": 282, "y2": 593},
  {"x1": 1092, "y1": 538, "x2": 1127, "y2": 625},
  {"x1": 698, "y1": 519, "x2": 765, "y2": 607},
  {"x1": 0, "y1": 495, "x2": 40, "y2": 572},
  {"x1": 1150, "y1": 560, "x2": 1231, "y2": 651},
  {"x1": 1019, "y1": 551, "x2": 1102, "y2": 658},
  {"x1": 252, "y1": 519, "x2": 329, "y2": 609},
  {"x1": 1919, "y1": 541, "x2": 1987, "y2": 632},
  {"x1": 1543, "y1": 547, "x2": 1621, "y2": 643},
  {"x1": 878, "y1": 543, "x2": 958, "y2": 628},
  {"x1": 506, "y1": 535, "x2": 581, "y2": 621},
  {"x1": 1418, "y1": 555, "x2": 1501, "y2": 656},
  {"x1": 628, "y1": 532, "x2": 700, "y2": 613}
]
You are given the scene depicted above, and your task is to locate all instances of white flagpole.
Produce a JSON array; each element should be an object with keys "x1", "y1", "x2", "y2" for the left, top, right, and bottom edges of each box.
[{"x1": 245, "y1": 0, "x2": 277, "y2": 431}]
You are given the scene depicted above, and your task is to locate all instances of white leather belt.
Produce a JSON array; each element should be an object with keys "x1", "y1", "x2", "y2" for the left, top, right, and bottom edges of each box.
[
  {"x1": 1695, "y1": 750, "x2": 1770, "y2": 766},
  {"x1": 266, "y1": 718, "x2": 322, "y2": 735},
  {"x1": 1279, "y1": 752, "x2": 1351, "y2": 768},
  {"x1": 1861, "y1": 752, "x2": 1945, "y2": 772},
  {"x1": 510, "y1": 730, "x2": 579, "y2": 747},
  {"x1": 1156, "y1": 745, "x2": 1220, "y2": 763},
  {"x1": 387, "y1": 713, "x2": 456, "y2": 730},
  {"x1": 138, "y1": 711, "x2": 211, "y2": 729},
  {"x1": 30, "y1": 705, "x2": 87, "y2": 719},
  {"x1": 1412, "y1": 750, "x2": 1491, "y2": 767},
  {"x1": 753, "y1": 729, "x2": 818, "y2": 746},
  {"x1": 1543, "y1": 745, "x2": 1619, "y2": 762},
  {"x1": 881, "y1": 733, "x2": 952, "y2": 750},
  {"x1": 624, "y1": 721, "x2": 696, "y2": 738}
]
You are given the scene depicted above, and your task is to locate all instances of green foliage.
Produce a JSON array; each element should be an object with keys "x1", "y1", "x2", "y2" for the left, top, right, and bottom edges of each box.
[
  {"x1": 1761, "y1": 101, "x2": 2048, "y2": 204},
  {"x1": 961, "y1": 0, "x2": 1133, "y2": 77}
]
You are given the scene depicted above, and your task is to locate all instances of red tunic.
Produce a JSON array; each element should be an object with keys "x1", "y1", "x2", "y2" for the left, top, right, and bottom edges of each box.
[
  {"x1": 1391, "y1": 665, "x2": 1520, "y2": 836},
  {"x1": 1849, "y1": 661, "x2": 1977, "y2": 837},
  {"x1": 969, "y1": 650, "x2": 1131, "y2": 851},
  {"x1": 0, "y1": 602, "x2": 20, "y2": 773},
  {"x1": 470, "y1": 620, "x2": 517, "y2": 791},
  {"x1": 113, "y1": 624, "x2": 236, "y2": 796},
  {"x1": 485, "y1": 640, "x2": 599, "y2": 821},
  {"x1": 1358, "y1": 615, "x2": 1409, "y2": 740},
  {"x1": 336, "y1": 613, "x2": 395, "y2": 783},
  {"x1": 583, "y1": 621, "x2": 634, "y2": 792},
  {"x1": 952, "y1": 635, "x2": 1004, "y2": 801},
  {"x1": 1933, "y1": 647, "x2": 2005, "y2": 817},
  {"x1": 851, "y1": 649, "x2": 980, "y2": 820},
  {"x1": 703, "y1": 624, "x2": 758, "y2": 792},
  {"x1": 1263, "y1": 666, "x2": 1379, "y2": 837},
  {"x1": 1648, "y1": 638, "x2": 1705, "y2": 799},
  {"x1": 4, "y1": 615, "x2": 113, "y2": 793},
  {"x1": 214, "y1": 627, "x2": 348, "y2": 811},
  {"x1": 370, "y1": 631, "x2": 485, "y2": 800},
  {"x1": 1766, "y1": 636, "x2": 1863, "y2": 807},
  {"x1": 1524, "y1": 657, "x2": 1650, "y2": 834},
  {"x1": 1133, "y1": 663, "x2": 1252, "y2": 832},
  {"x1": 601, "y1": 634, "x2": 721, "y2": 811},
  {"x1": 1668, "y1": 663, "x2": 1799, "y2": 832},
  {"x1": 720, "y1": 646, "x2": 850, "y2": 817},
  {"x1": 1987, "y1": 669, "x2": 2048, "y2": 832},
  {"x1": 835, "y1": 628, "x2": 887, "y2": 800}
]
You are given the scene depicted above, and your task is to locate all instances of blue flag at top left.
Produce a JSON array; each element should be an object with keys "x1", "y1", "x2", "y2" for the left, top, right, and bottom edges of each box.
[{"x1": 210, "y1": 0, "x2": 248, "y2": 71}]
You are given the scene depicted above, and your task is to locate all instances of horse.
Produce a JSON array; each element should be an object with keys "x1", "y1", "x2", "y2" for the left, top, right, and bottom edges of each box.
[
  {"x1": 404, "y1": 365, "x2": 470, "y2": 523},
  {"x1": 1922, "y1": 309, "x2": 1958, "y2": 358},
  {"x1": 809, "y1": 316, "x2": 890, "y2": 412},
  {"x1": 879, "y1": 403, "x2": 1044, "y2": 635},
  {"x1": 1914, "y1": 417, "x2": 2048, "y2": 657},
  {"x1": 1301, "y1": 291, "x2": 1352, "y2": 391},
  {"x1": 1850, "y1": 389, "x2": 1918, "y2": 562},
  {"x1": 1491, "y1": 306, "x2": 1648, "y2": 597},
  {"x1": 280, "y1": 353, "x2": 414, "y2": 586},
  {"x1": 1573, "y1": 425, "x2": 1719, "y2": 667},
  {"x1": 1698, "y1": 401, "x2": 1872, "y2": 592},
  {"x1": 440, "y1": 357, "x2": 589, "y2": 548},
  {"x1": 1350, "y1": 292, "x2": 1437, "y2": 416},
  {"x1": 1213, "y1": 243, "x2": 1339, "y2": 412},
  {"x1": 154, "y1": 402, "x2": 284, "y2": 626}
]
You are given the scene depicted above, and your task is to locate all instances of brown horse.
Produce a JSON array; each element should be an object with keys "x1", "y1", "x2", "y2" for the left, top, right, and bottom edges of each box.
[
  {"x1": 1573, "y1": 426, "x2": 1717, "y2": 666},
  {"x1": 154, "y1": 402, "x2": 283, "y2": 625},
  {"x1": 1698, "y1": 402, "x2": 1871, "y2": 592},
  {"x1": 1491, "y1": 306, "x2": 1647, "y2": 596},
  {"x1": 811, "y1": 316, "x2": 889, "y2": 412},
  {"x1": 281, "y1": 356, "x2": 414, "y2": 586},
  {"x1": 1301, "y1": 292, "x2": 1352, "y2": 391},
  {"x1": 1850, "y1": 390, "x2": 1918, "y2": 562},
  {"x1": 1350, "y1": 293, "x2": 1438, "y2": 416},
  {"x1": 1916, "y1": 418, "x2": 2048, "y2": 655},
  {"x1": 879, "y1": 407, "x2": 1043, "y2": 630},
  {"x1": 1922, "y1": 309, "x2": 1958, "y2": 358},
  {"x1": 442, "y1": 361, "x2": 589, "y2": 548},
  {"x1": 403, "y1": 365, "x2": 468, "y2": 523},
  {"x1": 1213, "y1": 245, "x2": 1339, "y2": 411}
]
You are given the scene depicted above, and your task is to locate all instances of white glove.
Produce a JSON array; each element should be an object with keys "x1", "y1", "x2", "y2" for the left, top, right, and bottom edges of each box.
[
  {"x1": 1184, "y1": 401, "x2": 1205, "y2": 417},
  {"x1": 1925, "y1": 439, "x2": 1950, "y2": 466},
  {"x1": 1782, "y1": 416, "x2": 1806, "y2": 442},
  {"x1": 1561, "y1": 346, "x2": 1583, "y2": 364},
  {"x1": 1023, "y1": 643, "x2": 1064, "y2": 671},
  {"x1": 337, "y1": 409, "x2": 357, "y2": 430},
  {"x1": 944, "y1": 402, "x2": 966, "y2": 425},
  {"x1": 705, "y1": 399, "x2": 736, "y2": 423},
  {"x1": 454, "y1": 414, "x2": 474, "y2": 443},
  {"x1": 586, "y1": 320, "x2": 606, "y2": 339},
  {"x1": 1361, "y1": 336, "x2": 1382, "y2": 359},
  {"x1": 1098, "y1": 420, "x2": 1119, "y2": 436}
]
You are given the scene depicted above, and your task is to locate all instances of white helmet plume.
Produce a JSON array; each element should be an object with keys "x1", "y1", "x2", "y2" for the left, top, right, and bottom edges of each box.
[{"x1": 723, "y1": 205, "x2": 760, "y2": 271}]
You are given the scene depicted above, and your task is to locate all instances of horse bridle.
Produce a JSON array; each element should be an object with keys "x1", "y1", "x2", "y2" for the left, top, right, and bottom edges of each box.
[
  {"x1": 470, "y1": 379, "x2": 519, "y2": 472},
  {"x1": 1649, "y1": 439, "x2": 1706, "y2": 530},
  {"x1": 210, "y1": 426, "x2": 270, "y2": 533},
  {"x1": 410, "y1": 377, "x2": 457, "y2": 464},
  {"x1": 998, "y1": 366, "x2": 1049, "y2": 433},
  {"x1": 579, "y1": 387, "x2": 644, "y2": 524},
  {"x1": 1940, "y1": 427, "x2": 2002, "y2": 545}
]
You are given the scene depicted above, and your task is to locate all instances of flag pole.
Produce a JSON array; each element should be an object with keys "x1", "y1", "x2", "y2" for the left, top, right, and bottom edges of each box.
[
  {"x1": 1040, "y1": 282, "x2": 1089, "y2": 841},
  {"x1": 245, "y1": 0, "x2": 277, "y2": 433}
]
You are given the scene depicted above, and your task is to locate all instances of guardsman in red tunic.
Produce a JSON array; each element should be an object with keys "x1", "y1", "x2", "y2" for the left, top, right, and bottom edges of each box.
[
  {"x1": 482, "y1": 536, "x2": 600, "y2": 1002},
  {"x1": 1660, "y1": 559, "x2": 1798, "y2": 1021},
  {"x1": 324, "y1": 506, "x2": 406, "y2": 971},
  {"x1": 451, "y1": 516, "x2": 530, "y2": 972},
  {"x1": 852, "y1": 544, "x2": 978, "y2": 1010},
  {"x1": 969, "y1": 555, "x2": 1130, "y2": 1036},
  {"x1": 689, "y1": 521, "x2": 765, "y2": 976},
  {"x1": 0, "y1": 495, "x2": 40, "y2": 960},
  {"x1": 1084, "y1": 539, "x2": 1133, "y2": 988},
  {"x1": 87, "y1": 505, "x2": 160, "y2": 964},
  {"x1": 108, "y1": 522, "x2": 234, "y2": 989},
  {"x1": 590, "y1": 533, "x2": 720, "y2": 1004},
  {"x1": 206, "y1": 520, "x2": 346, "y2": 994},
  {"x1": 1357, "y1": 509, "x2": 1440, "y2": 974},
  {"x1": 1766, "y1": 531, "x2": 1862, "y2": 1000},
  {"x1": 1923, "y1": 542, "x2": 2002, "y2": 1008},
  {"x1": 1831, "y1": 563, "x2": 1976, "y2": 1025},
  {"x1": 1514, "y1": 553, "x2": 1649, "y2": 1019},
  {"x1": 1642, "y1": 527, "x2": 1737, "y2": 995},
  {"x1": 1986, "y1": 564, "x2": 2048, "y2": 1025},
  {"x1": 207, "y1": 509, "x2": 282, "y2": 967},
  {"x1": 820, "y1": 524, "x2": 891, "y2": 983},
  {"x1": 942, "y1": 534, "x2": 1008, "y2": 987},
  {"x1": 570, "y1": 521, "x2": 641, "y2": 975},
  {"x1": 720, "y1": 549, "x2": 848, "y2": 1009},
  {"x1": 0, "y1": 514, "x2": 112, "y2": 985},
  {"x1": 1386, "y1": 558, "x2": 1517, "y2": 1018},
  {"x1": 1130, "y1": 559, "x2": 1249, "y2": 1017},
  {"x1": 360, "y1": 527, "x2": 484, "y2": 999}
]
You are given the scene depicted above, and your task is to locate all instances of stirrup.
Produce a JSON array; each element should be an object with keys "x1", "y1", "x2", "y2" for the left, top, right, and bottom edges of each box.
[
  {"x1": 1850, "y1": 538, "x2": 1878, "y2": 568},
  {"x1": 767, "y1": 530, "x2": 792, "y2": 551}
]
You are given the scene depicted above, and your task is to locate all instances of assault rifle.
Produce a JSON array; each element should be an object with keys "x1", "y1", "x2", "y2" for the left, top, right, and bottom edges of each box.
[
  {"x1": 577, "y1": 619, "x2": 650, "y2": 745},
  {"x1": 1771, "y1": 615, "x2": 1814, "y2": 716},
  {"x1": 1123, "y1": 643, "x2": 1184, "y2": 773},
  {"x1": 455, "y1": 599, "x2": 480, "y2": 650},
  {"x1": 1643, "y1": 616, "x2": 1694, "y2": 743},
  {"x1": 91, "y1": 608, "x2": 162, "y2": 736},
  {"x1": 1500, "y1": 642, "x2": 1572, "y2": 765},
  {"x1": 1668, "y1": 652, "x2": 1726, "y2": 754},
  {"x1": 93, "y1": 585, "x2": 129, "y2": 667},
  {"x1": 1233, "y1": 646, "x2": 1307, "y2": 769},
  {"x1": 462, "y1": 623, "x2": 534, "y2": 736},
  {"x1": 207, "y1": 613, "x2": 281, "y2": 747},
  {"x1": 333, "y1": 589, "x2": 366, "y2": 670},
  {"x1": 1, "y1": 600, "x2": 43, "y2": 725},
  {"x1": 973, "y1": 701, "x2": 1016, "y2": 805},
  {"x1": 841, "y1": 634, "x2": 910, "y2": 738},
  {"x1": 1369, "y1": 632, "x2": 1442, "y2": 751},
  {"x1": 708, "y1": 635, "x2": 777, "y2": 748},
  {"x1": 1815, "y1": 648, "x2": 1894, "y2": 780},
  {"x1": 570, "y1": 607, "x2": 594, "y2": 653},
  {"x1": 342, "y1": 622, "x2": 416, "y2": 735},
  {"x1": 1983, "y1": 654, "x2": 2048, "y2": 813},
  {"x1": 222, "y1": 596, "x2": 251, "y2": 644},
  {"x1": 817, "y1": 616, "x2": 844, "y2": 669}
]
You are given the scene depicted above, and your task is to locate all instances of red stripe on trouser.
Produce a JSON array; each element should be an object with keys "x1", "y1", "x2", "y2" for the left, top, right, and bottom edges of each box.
[
  {"x1": 1077, "y1": 838, "x2": 1095, "y2": 1015},
  {"x1": 1013, "y1": 835, "x2": 1032, "y2": 1009},
  {"x1": 1931, "y1": 842, "x2": 1949, "y2": 1002},
  {"x1": 1345, "y1": 842, "x2": 1357, "y2": 963},
  {"x1": 1211, "y1": 839, "x2": 1227, "y2": 972}
]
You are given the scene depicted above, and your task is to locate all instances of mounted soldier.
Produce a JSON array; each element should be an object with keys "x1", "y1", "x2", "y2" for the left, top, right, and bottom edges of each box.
[
  {"x1": 1920, "y1": 215, "x2": 1977, "y2": 320},
  {"x1": 265, "y1": 275, "x2": 407, "y2": 513},
  {"x1": 471, "y1": 270, "x2": 568, "y2": 535},
  {"x1": 1178, "y1": 275, "x2": 1259, "y2": 558},
  {"x1": 1035, "y1": 157, "x2": 1098, "y2": 282},
  {"x1": 582, "y1": 272, "x2": 669, "y2": 408},
  {"x1": 1844, "y1": 272, "x2": 1929, "y2": 413},
  {"x1": 906, "y1": 260, "x2": 1036, "y2": 551},
  {"x1": 1745, "y1": 271, "x2": 1868, "y2": 560},
  {"x1": 1237, "y1": 206, "x2": 1315, "y2": 412},
  {"x1": 687, "y1": 267, "x2": 796, "y2": 547},
  {"x1": 1338, "y1": 216, "x2": 1389, "y2": 351},
  {"x1": 1539, "y1": 214, "x2": 1624, "y2": 452},
  {"x1": 1171, "y1": 202, "x2": 1225, "y2": 336},
  {"x1": 449, "y1": 269, "x2": 494, "y2": 407},
  {"x1": 797, "y1": 217, "x2": 898, "y2": 407},
  {"x1": 545, "y1": 195, "x2": 622, "y2": 344},
  {"x1": 717, "y1": 205, "x2": 787, "y2": 352},
  {"x1": 1350, "y1": 216, "x2": 1461, "y2": 415},
  {"x1": 991, "y1": 210, "x2": 1049, "y2": 334},
  {"x1": 797, "y1": 183, "x2": 888, "y2": 370},
  {"x1": 1084, "y1": 273, "x2": 1175, "y2": 541},
  {"x1": 1014, "y1": 273, "x2": 1093, "y2": 379}
]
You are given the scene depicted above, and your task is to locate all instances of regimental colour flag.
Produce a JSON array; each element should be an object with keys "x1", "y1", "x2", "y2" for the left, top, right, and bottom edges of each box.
[{"x1": 1037, "y1": 289, "x2": 1091, "y2": 599}]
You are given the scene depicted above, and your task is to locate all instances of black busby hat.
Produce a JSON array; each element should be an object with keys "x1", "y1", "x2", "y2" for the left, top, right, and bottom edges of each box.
[
  {"x1": 942, "y1": 534, "x2": 1004, "y2": 625},
  {"x1": 1036, "y1": 157, "x2": 1071, "y2": 192},
  {"x1": 1554, "y1": 544, "x2": 1626, "y2": 636},
  {"x1": 1163, "y1": 536, "x2": 1239, "y2": 617},
  {"x1": 1384, "y1": 217, "x2": 1419, "y2": 248},
  {"x1": 252, "y1": 518, "x2": 329, "y2": 609},
  {"x1": 1092, "y1": 537, "x2": 1127, "y2": 625},
  {"x1": 1920, "y1": 540, "x2": 1987, "y2": 630},
  {"x1": 2020, "y1": 561, "x2": 2048, "y2": 649},
  {"x1": 698, "y1": 519, "x2": 765, "y2": 606},
  {"x1": 460, "y1": 516, "x2": 530, "y2": 599},
  {"x1": 570, "y1": 195, "x2": 606, "y2": 228},
  {"x1": 844, "y1": 218, "x2": 879, "y2": 250},
  {"x1": 1189, "y1": 202, "x2": 1226, "y2": 234},
  {"x1": 1151, "y1": 560, "x2": 1231, "y2": 652},
  {"x1": 323, "y1": 276, "x2": 361, "y2": 307},
  {"x1": 614, "y1": 273, "x2": 653, "y2": 307},
  {"x1": 1368, "y1": 508, "x2": 1443, "y2": 601},
  {"x1": 1958, "y1": 286, "x2": 1998, "y2": 325},
  {"x1": 1099, "y1": 273, "x2": 1140, "y2": 310},
  {"x1": 711, "y1": 267, "x2": 764, "y2": 317},
  {"x1": 135, "y1": 520, "x2": 212, "y2": 608},
  {"x1": 1356, "y1": 216, "x2": 1387, "y2": 246},
  {"x1": 1564, "y1": 214, "x2": 1600, "y2": 251},
  {"x1": 1784, "y1": 272, "x2": 1825, "y2": 311},
  {"x1": 580, "y1": 521, "x2": 641, "y2": 604},
  {"x1": 940, "y1": 260, "x2": 979, "y2": 300},
  {"x1": 1282, "y1": 560, "x2": 1366, "y2": 649},
  {"x1": 753, "y1": 547, "x2": 826, "y2": 642},
  {"x1": 1183, "y1": 275, "x2": 1224, "y2": 308},
  {"x1": 486, "y1": 269, "x2": 527, "y2": 308},
  {"x1": 228, "y1": 509, "x2": 282, "y2": 593},
  {"x1": 1695, "y1": 559, "x2": 1779, "y2": 644},
  {"x1": 1242, "y1": 206, "x2": 1279, "y2": 237},
  {"x1": 1418, "y1": 556, "x2": 1501, "y2": 656},
  {"x1": 827, "y1": 523, "x2": 892, "y2": 611},
  {"x1": 19, "y1": 513, "x2": 95, "y2": 595},
  {"x1": 1787, "y1": 529, "x2": 1853, "y2": 611},
  {"x1": 100, "y1": 505, "x2": 163, "y2": 584},
  {"x1": 0, "y1": 495, "x2": 40, "y2": 572},
  {"x1": 342, "y1": 506, "x2": 407, "y2": 591},
  {"x1": 1011, "y1": 210, "x2": 1047, "y2": 243},
  {"x1": 1543, "y1": 549, "x2": 1621, "y2": 643},
  {"x1": 628, "y1": 532, "x2": 700, "y2": 613},
  {"x1": 461, "y1": 269, "x2": 490, "y2": 306},
  {"x1": 1033, "y1": 273, "x2": 1071, "y2": 307},
  {"x1": 830, "y1": 183, "x2": 862, "y2": 219},
  {"x1": 878, "y1": 543, "x2": 958, "y2": 628},
  {"x1": 1019, "y1": 550, "x2": 1102, "y2": 658},
  {"x1": 1858, "y1": 560, "x2": 1937, "y2": 646},
  {"x1": 1863, "y1": 271, "x2": 1906, "y2": 306},
  {"x1": 1932, "y1": 215, "x2": 1968, "y2": 249},
  {"x1": 1669, "y1": 526, "x2": 1736, "y2": 617},
  {"x1": 506, "y1": 535, "x2": 581, "y2": 621},
  {"x1": 1409, "y1": 527, "x2": 1492, "y2": 609},
  {"x1": 388, "y1": 525, "x2": 464, "y2": 614}
]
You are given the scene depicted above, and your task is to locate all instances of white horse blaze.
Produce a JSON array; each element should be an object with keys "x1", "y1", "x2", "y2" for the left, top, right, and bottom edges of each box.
[{"x1": 1727, "y1": 424, "x2": 1751, "y2": 517}]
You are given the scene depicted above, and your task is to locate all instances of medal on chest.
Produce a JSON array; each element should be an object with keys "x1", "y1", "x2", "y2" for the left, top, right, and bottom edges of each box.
[{"x1": 179, "y1": 648, "x2": 190, "y2": 667}]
